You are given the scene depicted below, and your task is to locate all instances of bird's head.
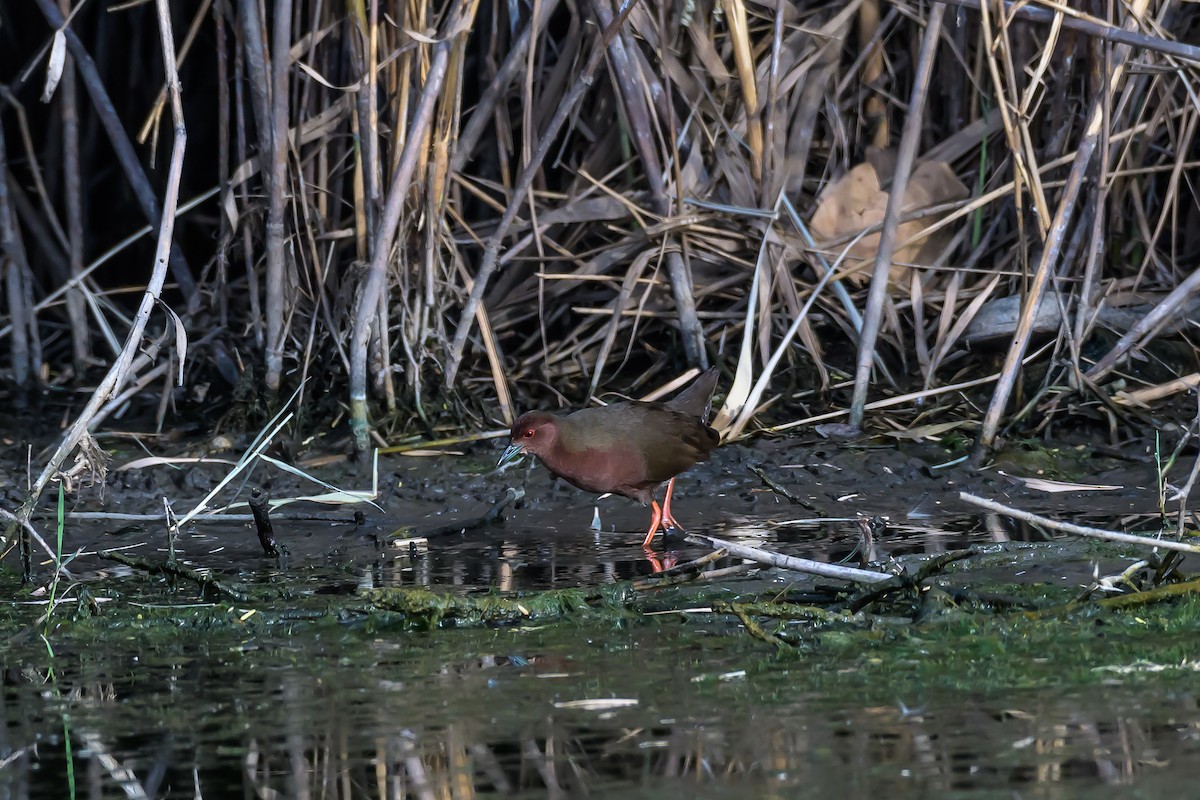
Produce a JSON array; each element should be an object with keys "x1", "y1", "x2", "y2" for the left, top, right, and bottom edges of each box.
[{"x1": 497, "y1": 411, "x2": 559, "y2": 467}]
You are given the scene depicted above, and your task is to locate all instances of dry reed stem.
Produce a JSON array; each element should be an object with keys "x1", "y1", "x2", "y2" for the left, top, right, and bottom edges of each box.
[
  {"x1": 849, "y1": 3, "x2": 945, "y2": 430},
  {"x1": 2, "y1": 0, "x2": 188, "y2": 571},
  {"x1": 442, "y1": 0, "x2": 641, "y2": 388},
  {"x1": 976, "y1": 0, "x2": 1153, "y2": 457},
  {"x1": 33, "y1": 0, "x2": 197, "y2": 304}
]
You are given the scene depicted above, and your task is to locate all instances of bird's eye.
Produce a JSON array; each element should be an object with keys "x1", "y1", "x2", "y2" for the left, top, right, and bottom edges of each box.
[{"x1": 523, "y1": 429, "x2": 535, "y2": 438}]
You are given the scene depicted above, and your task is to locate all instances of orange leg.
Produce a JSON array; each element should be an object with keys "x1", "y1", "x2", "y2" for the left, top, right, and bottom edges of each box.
[
  {"x1": 661, "y1": 477, "x2": 683, "y2": 531},
  {"x1": 642, "y1": 500, "x2": 664, "y2": 547}
]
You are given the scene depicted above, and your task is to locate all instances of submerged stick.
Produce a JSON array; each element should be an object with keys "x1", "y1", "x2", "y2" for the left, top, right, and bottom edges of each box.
[
  {"x1": 959, "y1": 492, "x2": 1200, "y2": 554},
  {"x1": 390, "y1": 487, "x2": 525, "y2": 542},
  {"x1": 685, "y1": 533, "x2": 891, "y2": 584},
  {"x1": 632, "y1": 562, "x2": 759, "y2": 592},
  {"x1": 99, "y1": 550, "x2": 249, "y2": 602}
]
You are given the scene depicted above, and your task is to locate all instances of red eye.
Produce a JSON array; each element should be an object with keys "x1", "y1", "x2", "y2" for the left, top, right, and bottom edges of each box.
[{"x1": 523, "y1": 429, "x2": 534, "y2": 438}]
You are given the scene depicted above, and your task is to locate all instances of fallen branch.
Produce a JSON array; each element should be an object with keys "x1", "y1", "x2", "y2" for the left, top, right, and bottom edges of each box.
[
  {"x1": 716, "y1": 601, "x2": 791, "y2": 649},
  {"x1": 99, "y1": 550, "x2": 249, "y2": 602},
  {"x1": 684, "y1": 533, "x2": 891, "y2": 584},
  {"x1": 1094, "y1": 577, "x2": 1200, "y2": 609},
  {"x1": 631, "y1": 550, "x2": 761, "y2": 591},
  {"x1": 959, "y1": 492, "x2": 1200, "y2": 554},
  {"x1": 843, "y1": 549, "x2": 976, "y2": 613},
  {"x1": 1023, "y1": 576, "x2": 1200, "y2": 619}
]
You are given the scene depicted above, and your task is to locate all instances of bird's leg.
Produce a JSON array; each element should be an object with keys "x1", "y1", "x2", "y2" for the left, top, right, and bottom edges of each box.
[
  {"x1": 642, "y1": 500, "x2": 664, "y2": 547},
  {"x1": 660, "y1": 478, "x2": 684, "y2": 531}
]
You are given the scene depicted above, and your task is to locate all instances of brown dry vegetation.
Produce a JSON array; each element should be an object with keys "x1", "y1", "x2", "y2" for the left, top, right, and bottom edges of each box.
[{"x1": 1, "y1": 0, "x2": 1199, "y2": 455}]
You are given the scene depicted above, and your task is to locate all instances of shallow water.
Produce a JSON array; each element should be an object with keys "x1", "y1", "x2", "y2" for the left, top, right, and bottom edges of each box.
[
  {"x1": 5, "y1": 608, "x2": 1200, "y2": 799},
  {"x1": 62, "y1": 498, "x2": 1136, "y2": 593}
]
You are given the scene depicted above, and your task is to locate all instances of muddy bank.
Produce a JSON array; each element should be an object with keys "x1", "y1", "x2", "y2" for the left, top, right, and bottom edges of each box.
[{"x1": 0, "y1": 426, "x2": 1175, "y2": 597}]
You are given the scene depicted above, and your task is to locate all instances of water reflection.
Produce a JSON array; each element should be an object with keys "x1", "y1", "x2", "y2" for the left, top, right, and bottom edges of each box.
[{"x1": 3, "y1": 639, "x2": 1197, "y2": 799}]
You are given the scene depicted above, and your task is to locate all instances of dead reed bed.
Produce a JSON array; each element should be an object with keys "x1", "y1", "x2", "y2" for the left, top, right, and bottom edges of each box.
[{"x1": 1, "y1": 0, "x2": 1199, "y2": 453}]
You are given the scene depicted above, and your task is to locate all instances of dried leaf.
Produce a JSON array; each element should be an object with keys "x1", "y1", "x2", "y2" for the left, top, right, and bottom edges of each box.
[
  {"x1": 297, "y1": 60, "x2": 362, "y2": 92},
  {"x1": 41, "y1": 30, "x2": 66, "y2": 103},
  {"x1": 810, "y1": 158, "x2": 968, "y2": 284},
  {"x1": 157, "y1": 298, "x2": 188, "y2": 385}
]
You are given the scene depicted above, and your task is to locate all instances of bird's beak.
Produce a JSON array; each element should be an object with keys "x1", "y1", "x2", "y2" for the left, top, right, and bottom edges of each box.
[{"x1": 497, "y1": 442, "x2": 527, "y2": 468}]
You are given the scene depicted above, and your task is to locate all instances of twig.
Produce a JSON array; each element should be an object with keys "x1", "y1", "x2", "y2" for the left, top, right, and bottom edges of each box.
[
  {"x1": 748, "y1": 465, "x2": 822, "y2": 513},
  {"x1": 839, "y1": 549, "x2": 976, "y2": 614},
  {"x1": 959, "y1": 491, "x2": 1200, "y2": 554},
  {"x1": 912, "y1": 548, "x2": 977, "y2": 582},
  {"x1": 684, "y1": 533, "x2": 891, "y2": 584}
]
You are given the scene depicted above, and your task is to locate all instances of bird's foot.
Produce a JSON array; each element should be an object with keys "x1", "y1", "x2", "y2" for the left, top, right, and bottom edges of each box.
[
  {"x1": 660, "y1": 508, "x2": 687, "y2": 538},
  {"x1": 660, "y1": 521, "x2": 688, "y2": 541}
]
